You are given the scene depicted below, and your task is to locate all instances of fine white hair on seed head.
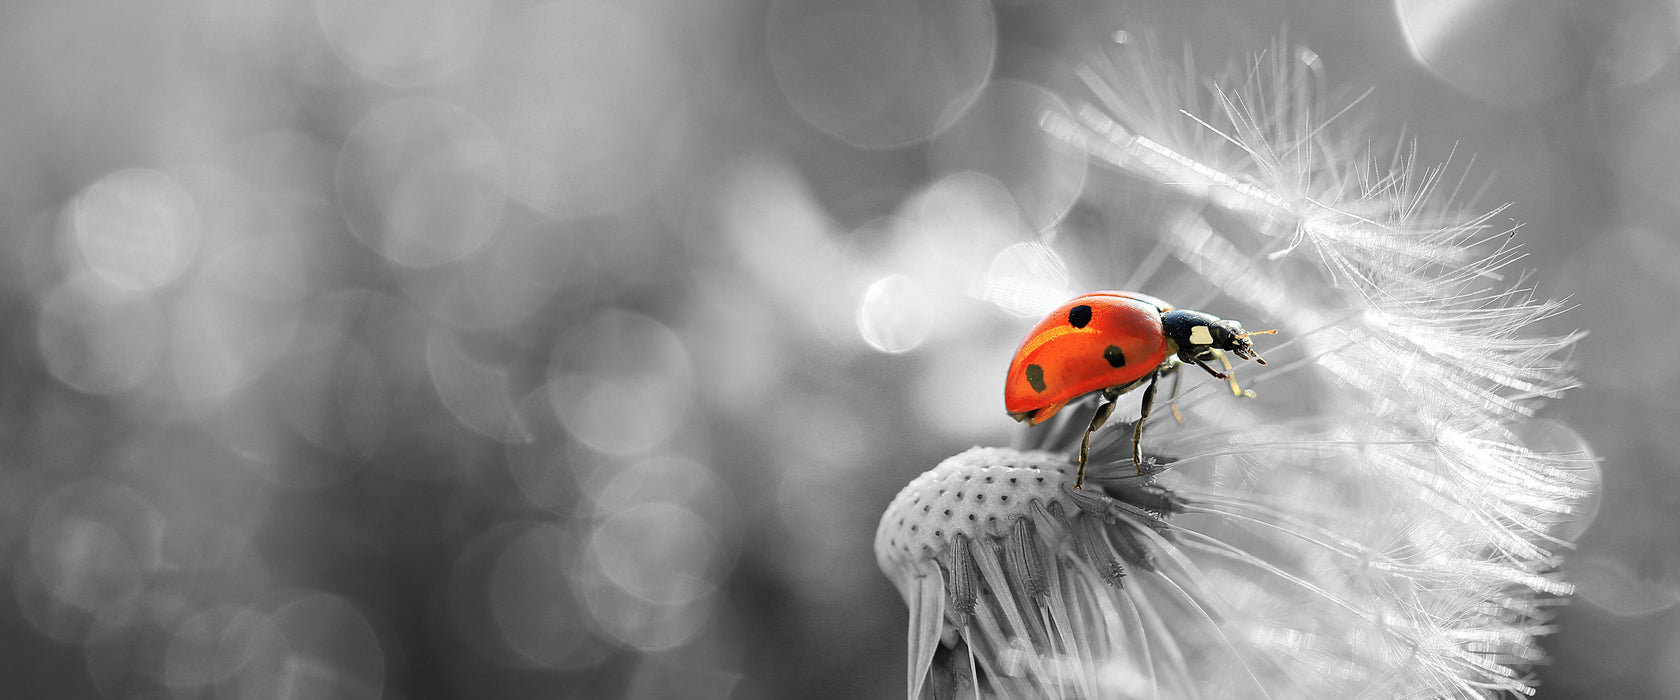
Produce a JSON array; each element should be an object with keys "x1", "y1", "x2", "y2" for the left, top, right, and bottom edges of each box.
[
  {"x1": 879, "y1": 35, "x2": 1592, "y2": 700},
  {"x1": 875, "y1": 447, "x2": 1184, "y2": 699}
]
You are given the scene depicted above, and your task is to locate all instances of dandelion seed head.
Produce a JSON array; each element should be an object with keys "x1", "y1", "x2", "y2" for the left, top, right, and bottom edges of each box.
[
  {"x1": 876, "y1": 447, "x2": 1195, "y2": 698},
  {"x1": 879, "y1": 36, "x2": 1591, "y2": 699}
]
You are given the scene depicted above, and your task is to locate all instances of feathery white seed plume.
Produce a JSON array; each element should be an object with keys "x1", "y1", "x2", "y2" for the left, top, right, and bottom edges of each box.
[{"x1": 877, "y1": 40, "x2": 1592, "y2": 699}]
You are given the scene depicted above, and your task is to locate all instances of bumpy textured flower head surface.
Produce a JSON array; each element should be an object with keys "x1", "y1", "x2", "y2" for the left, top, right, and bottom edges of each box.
[
  {"x1": 876, "y1": 42, "x2": 1592, "y2": 700},
  {"x1": 876, "y1": 447, "x2": 1190, "y2": 699}
]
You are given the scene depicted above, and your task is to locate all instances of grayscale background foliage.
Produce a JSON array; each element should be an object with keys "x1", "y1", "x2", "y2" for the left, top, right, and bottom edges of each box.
[{"x1": 0, "y1": 0, "x2": 1664, "y2": 698}]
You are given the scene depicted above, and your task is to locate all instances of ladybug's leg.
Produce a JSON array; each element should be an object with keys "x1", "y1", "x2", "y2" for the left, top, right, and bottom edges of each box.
[
  {"x1": 1189, "y1": 355, "x2": 1228, "y2": 380},
  {"x1": 1211, "y1": 349, "x2": 1247, "y2": 396},
  {"x1": 1168, "y1": 362, "x2": 1186, "y2": 426},
  {"x1": 1215, "y1": 349, "x2": 1240, "y2": 395},
  {"x1": 1075, "y1": 393, "x2": 1119, "y2": 490},
  {"x1": 1131, "y1": 373, "x2": 1160, "y2": 475},
  {"x1": 1209, "y1": 349, "x2": 1259, "y2": 399}
]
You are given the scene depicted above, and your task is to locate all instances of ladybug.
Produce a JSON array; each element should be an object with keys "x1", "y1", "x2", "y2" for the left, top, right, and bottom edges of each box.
[{"x1": 1004, "y1": 291, "x2": 1275, "y2": 489}]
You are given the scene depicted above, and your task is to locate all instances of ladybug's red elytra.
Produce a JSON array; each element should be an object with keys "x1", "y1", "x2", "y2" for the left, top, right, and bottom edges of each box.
[{"x1": 1004, "y1": 291, "x2": 1275, "y2": 489}]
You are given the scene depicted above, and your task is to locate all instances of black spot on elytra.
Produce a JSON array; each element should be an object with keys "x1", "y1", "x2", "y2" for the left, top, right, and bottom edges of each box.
[
  {"x1": 1025, "y1": 364, "x2": 1046, "y2": 392},
  {"x1": 1103, "y1": 345, "x2": 1126, "y2": 368},
  {"x1": 1067, "y1": 304, "x2": 1093, "y2": 328}
]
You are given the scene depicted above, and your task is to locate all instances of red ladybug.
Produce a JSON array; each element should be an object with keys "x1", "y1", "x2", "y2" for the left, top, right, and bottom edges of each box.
[{"x1": 1004, "y1": 291, "x2": 1274, "y2": 488}]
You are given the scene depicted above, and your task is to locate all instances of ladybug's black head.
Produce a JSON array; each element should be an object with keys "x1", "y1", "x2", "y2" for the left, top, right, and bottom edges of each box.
[
  {"x1": 1162, "y1": 309, "x2": 1275, "y2": 364},
  {"x1": 1213, "y1": 319, "x2": 1271, "y2": 363}
]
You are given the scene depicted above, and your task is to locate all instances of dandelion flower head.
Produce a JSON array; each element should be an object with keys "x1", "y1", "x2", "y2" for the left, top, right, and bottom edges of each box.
[{"x1": 876, "y1": 40, "x2": 1595, "y2": 699}]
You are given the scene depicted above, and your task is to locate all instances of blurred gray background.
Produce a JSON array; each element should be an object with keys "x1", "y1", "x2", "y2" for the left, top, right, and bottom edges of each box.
[{"x1": 0, "y1": 0, "x2": 1671, "y2": 697}]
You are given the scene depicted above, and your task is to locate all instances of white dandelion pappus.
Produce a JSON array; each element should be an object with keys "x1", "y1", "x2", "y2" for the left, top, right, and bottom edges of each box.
[{"x1": 876, "y1": 40, "x2": 1593, "y2": 699}]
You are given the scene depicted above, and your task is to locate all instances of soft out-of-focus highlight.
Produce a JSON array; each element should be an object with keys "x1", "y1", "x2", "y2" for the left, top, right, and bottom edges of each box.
[{"x1": 0, "y1": 0, "x2": 1670, "y2": 698}]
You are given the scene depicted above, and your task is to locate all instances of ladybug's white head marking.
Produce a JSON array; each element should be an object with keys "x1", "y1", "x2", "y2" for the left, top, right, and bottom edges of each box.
[{"x1": 1188, "y1": 325, "x2": 1214, "y2": 345}]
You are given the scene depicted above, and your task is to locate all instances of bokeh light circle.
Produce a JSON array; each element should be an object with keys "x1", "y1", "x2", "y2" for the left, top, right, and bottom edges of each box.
[
  {"x1": 581, "y1": 456, "x2": 744, "y2": 602},
  {"x1": 315, "y1": 0, "x2": 491, "y2": 86},
  {"x1": 565, "y1": 456, "x2": 739, "y2": 653},
  {"x1": 767, "y1": 0, "x2": 996, "y2": 149},
  {"x1": 197, "y1": 227, "x2": 312, "y2": 306},
  {"x1": 1572, "y1": 550, "x2": 1680, "y2": 617},
  {"x1": 235, "y1": 592, "x2": 386, "y2": 700},
  {"x1": 168, "y1": 281, "x2": 302, "y2": 400},
  {"x1": 12, "y1": 552, "x2": 115, "y2": 644},
  {"x1": 67, "y1": 168, "x2": 201, "y2": 292},
  {"x1": 271, "y1": 311, "x2": 392, "y2": 459},
  {"x1": 1396, "y1": 0, "x2": 1582, "y2": 105},
  {"x1": 36, "y1": 274, "x2": 164, "y2": 394},
  {"x1": 1516, "y1": 418, "x2": 1601, "y2": 541},
  {"x1": 427, "y1": 325, "x2": 531, "y2": 443},
  {"x1": 450, "y1": 521, "x2": 610, "y2": 670},
  {"x1": 548, "y1": 309, "x2": 694, "y2": 456},
  {"x1": 336, "y1": 98, "x2": 509, "y2": 267},
  {"x1": 503, "y1": 390, "x2": 584, "y2": 513},
  {"x1": 903, "y1": 172, "x2": 1034, "y2": 296},
  {"x1": 576, "y1": 534, "x2": 717, "y2": 652},
  {"x1": 393, "y1": 221, "x2": 583, "y2": 332},
  {"x1": 483, "y1": 0, "x2": 672, "y2": 218},
  {"x1": 81, "y1": 592, "x2": 191, "y2": 696},
  {"x1": 985, "y1": 241, "x2": 1072, "y2": 317},
  {"x1": 590, "y1": 502, "x2": 721, "y2": 606},
  {"x1": 28, "y1": 480, "x2": 163, "y2": 614},
  {"x1": 161, "y1": 605, "x2": 246, "y2": 691},
  {"x1": 857, "y1": 274, "x2": 931, "y2": 354},
  {"x1": 931, "y1": 80, "x2": 1087, "y2": 229},
  {"x1": 487, "y1": 522, "x2": 599, "y2": 668}
]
